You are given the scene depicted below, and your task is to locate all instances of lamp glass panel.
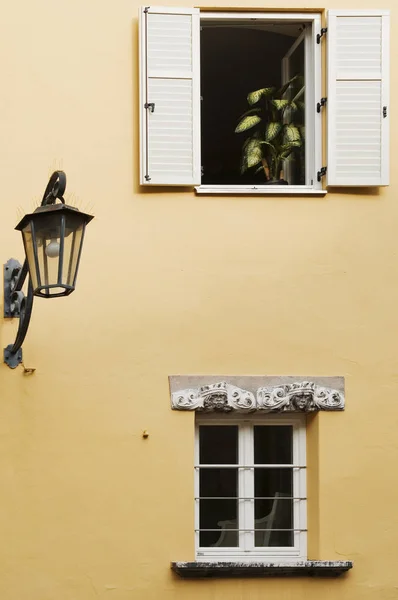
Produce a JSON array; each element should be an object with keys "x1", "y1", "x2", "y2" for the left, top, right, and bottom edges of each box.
[
  {"x1": 62, "y1": 214, "x2": 84, "y2": 286},
  {"x1": 34, "y1": 213, "x2": 63, "y2": 295},
  {"x1": 22, "y1": 223, "x2": 39, "y2": 290}
]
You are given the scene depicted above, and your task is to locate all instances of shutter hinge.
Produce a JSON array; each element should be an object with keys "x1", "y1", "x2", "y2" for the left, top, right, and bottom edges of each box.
[
  {"x1": 144, "y1": 102, "x2": 155, "y2": 113},
  {"x1": 383, "y1": 106, "x2": 388, "y2": 118},
  {"x1": 317, "y1": 97, "x2": 327, "y2": 113},
  {"x1": 201, "y1": 166, "x2": 204, "y2": 177},
  {"x1": 144, "y1": 6, "x2": 150, "y2": 13},
  {"x1": 317, "y1": 166, "x2": 327, "y2": 182},
  {"x1": 317, "y1": 27, "x2": 327, "y2": 44}
]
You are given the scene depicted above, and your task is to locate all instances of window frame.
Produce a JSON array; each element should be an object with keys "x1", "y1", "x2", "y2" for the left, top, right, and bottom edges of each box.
[
  {"x1": 195, "y1": 413, "x2": 307, "y2": 563},
  {"x1": 196, "y1": 11, "x2": 323, "y2": 195}
]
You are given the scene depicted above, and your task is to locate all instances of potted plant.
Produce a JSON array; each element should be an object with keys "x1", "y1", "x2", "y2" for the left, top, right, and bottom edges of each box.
[{"x1": 235, "y1": 75, "x2": 304, "y2": 185}]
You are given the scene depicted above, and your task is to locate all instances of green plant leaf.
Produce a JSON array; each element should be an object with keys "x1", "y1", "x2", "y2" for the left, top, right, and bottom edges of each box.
[
  {"x1": 247, "y1": 87, "x2": 275, "y2": 105},
  {"x1": 280, "y1": 141, "x2": 301, "y2": 151},
  {"x1": 284, "y1": 124, "x2": 301, "y2": 143},
  {"x1": 260, "y1": 141, "x2": 277, "y2": 159},
  {"x1": 235, "y1": 115, "x2": 261, "y2": 133},
  {"x1": 272, "y1": 99, "x2": 289, "y2": 111},
  {"x1": 279, "y1": 142, "x2": 301, "y2": 159},
  {"x1": 280, "y1": 149, "x2": 294, "y2": 160},
  {"x1": 265, "y1": 122, "x2": 282, "y2": 142},
  {"x1": 239, "y1": 108, "x2": 262, "y2": 119},
  {"x1": 278, "y1": 74, "x2": 303, "y2": 97},
  {"x1": 272, "y1": 99, "x2": 298, "y2": 113},
  {"x1": 242, "y1": 138, "x2": 263, "y2": 169}
]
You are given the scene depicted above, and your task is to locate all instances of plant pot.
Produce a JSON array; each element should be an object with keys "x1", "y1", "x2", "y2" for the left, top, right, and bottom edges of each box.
[{"x1": 264, "y1": 179, "x2": 288, "y2": 185}]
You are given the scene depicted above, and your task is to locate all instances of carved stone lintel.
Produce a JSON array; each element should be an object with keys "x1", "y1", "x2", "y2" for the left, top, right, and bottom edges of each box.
[
  {"x1": 172, "y1": 382, "x2": 256, "y2": 413},
  {"x1": 171, "y1": 381, "x2": 344, "y2": 412}
]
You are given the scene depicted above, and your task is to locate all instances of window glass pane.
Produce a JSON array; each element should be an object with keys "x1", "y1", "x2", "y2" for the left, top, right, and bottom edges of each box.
[
  {"x1": 254, "y1": 425, "x2": 293, "y2": 465},
  {"x1": 199, "y1": 425, "x2": 238, "y2": 464},
  {"x1": 199, "y1": 468, "x2": 238, "y2": 547},
  {"x1": 284, "y1": 37, "x2": 305, "y2": 185},
  {"x1": 254, "y1": 467, "x2": 293, "y2": 547}
]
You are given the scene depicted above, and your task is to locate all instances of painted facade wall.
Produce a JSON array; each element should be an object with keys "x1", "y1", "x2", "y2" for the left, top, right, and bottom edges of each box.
[{"x1": 0, "y1": 0, "x2": 396, "y2": 598}]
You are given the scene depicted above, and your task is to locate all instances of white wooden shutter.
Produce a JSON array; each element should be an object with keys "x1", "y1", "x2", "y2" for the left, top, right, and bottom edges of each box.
[
  {"x1": 327, "y1": 10, "x2": 389, "y2": 186},
  {"x1": 139, "y1": 6, "x2": 201, "y2": 186}
]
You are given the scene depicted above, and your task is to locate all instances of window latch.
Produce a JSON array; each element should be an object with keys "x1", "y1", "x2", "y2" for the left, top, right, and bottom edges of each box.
[
  {"x1": 317, "y1": 97, "x2": 327, "y2": 113},
  {"x1": 317, "y1": 166, "x2": 327, "y2": 182},
  {"x1": 317, "y1": 27, "x2": 327, "y2": 43},
  {"x1": 144, "y1": 102, "x2": 155, "y2": 113}
]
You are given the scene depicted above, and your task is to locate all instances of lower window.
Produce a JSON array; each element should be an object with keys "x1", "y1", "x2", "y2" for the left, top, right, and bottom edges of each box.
[{"x1": 195, "y1": 414, "x2": 307, "y2": 562}]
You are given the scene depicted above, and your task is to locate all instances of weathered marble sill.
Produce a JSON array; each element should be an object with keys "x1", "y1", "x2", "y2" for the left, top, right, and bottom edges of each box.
[{"x1": 171, "y1": 561, "x2": 353, "y2": 578}]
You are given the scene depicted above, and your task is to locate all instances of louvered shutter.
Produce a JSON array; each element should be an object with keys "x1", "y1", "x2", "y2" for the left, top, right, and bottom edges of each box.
[
  {"x1": 139, "y1": 6, "x2": 201, "y2": 185},
  {"x1": 327, "y1": 10, "x2": 389, "y2": 186}
]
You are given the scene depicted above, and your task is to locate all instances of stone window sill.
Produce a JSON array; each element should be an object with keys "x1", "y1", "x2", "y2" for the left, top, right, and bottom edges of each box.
[{"x1": 171, "y1": 561, "x2": 353, "y2": 578}]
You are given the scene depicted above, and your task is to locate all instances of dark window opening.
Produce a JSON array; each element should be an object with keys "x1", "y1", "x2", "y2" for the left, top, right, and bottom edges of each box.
[
  {"x1": 198, "y1": 424, "x2": 295, "y2": 549},
  {"x1": 200, "y1": 22, "x2": 306, "y2": 186}
]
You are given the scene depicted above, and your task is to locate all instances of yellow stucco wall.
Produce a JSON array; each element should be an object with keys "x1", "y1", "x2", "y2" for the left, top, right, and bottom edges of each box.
[{"x1": 0, "y1": 0, "x2": 396, "y2": 598}]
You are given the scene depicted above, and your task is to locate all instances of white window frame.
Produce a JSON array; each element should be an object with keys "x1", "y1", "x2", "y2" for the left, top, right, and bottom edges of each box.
[
  {"x1": 195, "y1": 413, "x2": 307, "y2": 563},
  {"x1": 196, "y1": 11, "x2": 324, "y2": 196}
]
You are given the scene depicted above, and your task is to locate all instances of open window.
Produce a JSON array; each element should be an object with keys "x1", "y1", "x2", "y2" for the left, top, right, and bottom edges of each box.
[
  {"x1": 200, "y1": 17, "x2": 315, "y2": 191},
  {"x1": 139, "y1": 8, "x2": 389, "y2": 192}
]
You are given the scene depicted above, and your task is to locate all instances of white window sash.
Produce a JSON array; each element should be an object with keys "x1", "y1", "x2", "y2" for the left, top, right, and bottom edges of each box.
[
  {"x1": 195, "y1": 414, "x2": 307, "y2": 562},
  {"x1": 196, "y1": 11, "x2": 322, "y2": 194}
]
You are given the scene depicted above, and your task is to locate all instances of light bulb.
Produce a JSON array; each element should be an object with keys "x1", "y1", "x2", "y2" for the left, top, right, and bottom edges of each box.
[{"x1": 45, "y1": 239, "x2": 60, "y2": 258}]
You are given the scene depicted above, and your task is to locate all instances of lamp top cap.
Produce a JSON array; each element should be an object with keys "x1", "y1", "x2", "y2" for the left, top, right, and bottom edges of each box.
[{"x1": 15, "y1": 203, "x2": 94, "y2": 232}]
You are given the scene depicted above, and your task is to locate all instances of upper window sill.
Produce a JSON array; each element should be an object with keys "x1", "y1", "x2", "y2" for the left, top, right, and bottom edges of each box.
[
  {"x1": 195, "y1": 186, "x2": 327, "y2": 195},
  {"x1": 171, "y1": 560, "x2": 353, "y2": 578}
]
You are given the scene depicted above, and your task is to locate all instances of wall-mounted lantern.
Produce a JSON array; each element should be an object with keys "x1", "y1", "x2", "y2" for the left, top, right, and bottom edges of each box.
[{"x1": 3, "y1": 171, "x2": 94, "y2": 368}]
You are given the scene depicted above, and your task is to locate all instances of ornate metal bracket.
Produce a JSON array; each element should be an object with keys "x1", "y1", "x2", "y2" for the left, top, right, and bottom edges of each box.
[
  {"x1": 3, "y1": 259, "x2": 32, "y2": 368},
  {"x1": 3, "y1": 171, "x2": 66, "y2": 369}
]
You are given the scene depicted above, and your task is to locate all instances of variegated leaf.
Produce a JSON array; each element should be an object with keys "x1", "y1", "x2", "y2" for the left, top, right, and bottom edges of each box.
[
  {"x1": 272, "y1": 99, "x2": 298, "y2": 112},
  {"x1": 265, "y1": 122, "x2": 282, "y2": 142},
  {"x1": 235, "y1": 115, "x2": 261, "y2": 133},
  {"x1": 280, "y1": 141, "x2": 301, "y2": 152},
  {"x1": 247, "y1": 87, "x2": 275, "y2": 105},
  {"x1": 272, "y1": 99, "x2": 289, "y2": 111},
  {"x1": 284, "y1": 124, "x2": 301, "y2": 143},
  {"x1": 244, "y1": 139, "x2": 263, "y2": 169}
]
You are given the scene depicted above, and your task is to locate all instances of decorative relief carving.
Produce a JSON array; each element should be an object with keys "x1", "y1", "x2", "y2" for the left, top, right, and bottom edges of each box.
[
  {"x1": 172, "y1": 382, "x2": 256, "y2": 413},
  {"x1": 257, "y1": 381, "x2": 344, "y2": 412},
  {"x1": 171, "y1": 380, "x2": 344, "y2": 412}
]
